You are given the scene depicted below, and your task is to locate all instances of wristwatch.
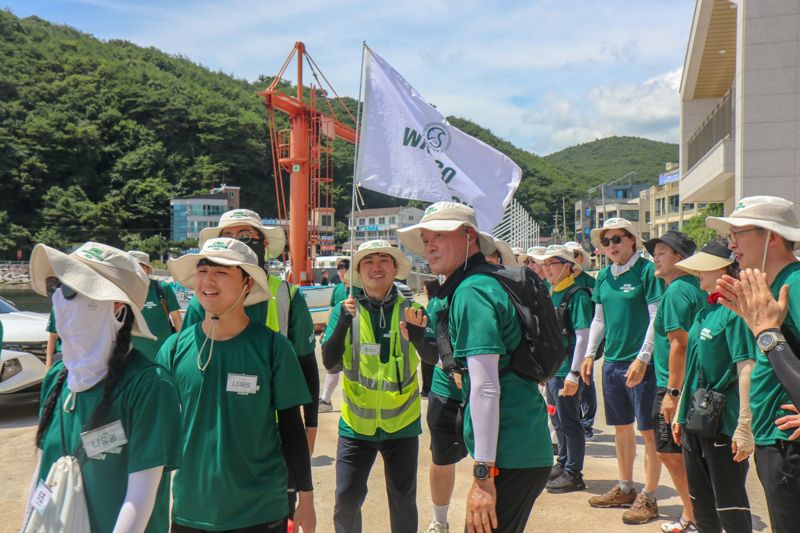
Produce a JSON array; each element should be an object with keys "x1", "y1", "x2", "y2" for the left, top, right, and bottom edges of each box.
[
  {"x1": 473, "y1": 462, "x2": 499, "y2": 480},
  {"x1": 570, "y1": 370, "x2": 581, "y2": 378},
  {"x1": 757, "y1": 329, "x2": 786, "y2": 354},
  {"x1": 667, "y1": 387, "x2": 681, "y2": 397}
]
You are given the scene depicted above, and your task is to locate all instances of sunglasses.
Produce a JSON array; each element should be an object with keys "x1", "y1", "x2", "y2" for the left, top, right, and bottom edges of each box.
[
  {"x1": 46, "y1": 276, "x2": 77, "y2": 301},
  {"x1": 601, "y1": 235, "x2": 626, "y2": 247}
]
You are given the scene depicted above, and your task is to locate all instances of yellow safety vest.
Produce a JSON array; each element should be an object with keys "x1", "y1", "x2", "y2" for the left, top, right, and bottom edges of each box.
[
  {"x1": 266, "y1": 275, "x2": 296, "y2": 336},
  {"x1": 341, "y1": 297, "x2": 421, "y2": 436}
]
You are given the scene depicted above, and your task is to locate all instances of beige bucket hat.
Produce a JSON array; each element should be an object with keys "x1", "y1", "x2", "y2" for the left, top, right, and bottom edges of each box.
[
  {"x1": 564, "y1": 241, "x2": 591, "y2": 268},
  {"x1": 675, "y1": 239, "x2": 736, "y2": 275},
  {"x1": 168, "y1": 238, "x2": 270, "y2": 305},
  {"x1": 511, "y1": 247, "x2": 529, "y2": 265},
  {"x1": 30, "y1": 242, "x2": 155, "y2": 339},
  {"x1": 198, "y1": 209, "x2": 287, "y2": 259},
  {"x1": 127, "y1": 250, "x2": 151, "y2": 268},
  {"x1": 590, "y1": 217, "x2": 643, "y2": 250},
  {"x1": 488, "y1": 237, "x2": 516, "y2": 267},
  {"x1": 350, "y1": 240, "x2": 412, "y2": 288},
  {"x1": 706, "y1": 196, "x2": 800, "y2": 248},
  {"x1": 532, "y1": 244, "x2": 578, "y2": 265},
  {"x1": 397, "y1": 202, "x2": 496, "y2": 257}
]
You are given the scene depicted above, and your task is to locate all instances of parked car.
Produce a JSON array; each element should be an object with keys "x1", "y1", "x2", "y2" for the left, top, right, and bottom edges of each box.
[{"x1": 0, "y1": 296, "x2": 48, "y2": 394}]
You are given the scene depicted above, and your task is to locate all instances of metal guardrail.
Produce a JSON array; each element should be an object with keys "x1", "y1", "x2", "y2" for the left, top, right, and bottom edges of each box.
[{"x1": 686, "y1": 89, "x2": 734, "y2": 171}]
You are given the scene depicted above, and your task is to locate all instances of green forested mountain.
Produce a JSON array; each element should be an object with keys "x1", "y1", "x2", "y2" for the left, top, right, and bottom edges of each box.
[
  {"x1": 544, "y1": 136, "x2": 679, "y2": 186},
  {"x1": 0, "y1": 10, "x2": 677, "y2": 258}
]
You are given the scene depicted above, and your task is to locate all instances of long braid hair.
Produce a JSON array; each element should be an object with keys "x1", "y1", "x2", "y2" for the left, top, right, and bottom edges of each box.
[{"x1": 35, "y1": 304, "x2": 135, "y2": 447}]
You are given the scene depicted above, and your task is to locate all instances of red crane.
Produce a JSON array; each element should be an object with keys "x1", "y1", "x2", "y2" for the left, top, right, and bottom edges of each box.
[{"x1": 258, "y1": 42, "x2": 357, "y2": 285}]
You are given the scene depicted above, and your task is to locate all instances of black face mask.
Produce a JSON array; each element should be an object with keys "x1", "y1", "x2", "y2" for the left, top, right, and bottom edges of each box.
[{"x1": 241, "y1": 238, "x2": 266, "y2": 268}]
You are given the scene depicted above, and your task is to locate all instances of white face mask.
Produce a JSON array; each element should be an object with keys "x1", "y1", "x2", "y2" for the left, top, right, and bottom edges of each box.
[{"x1": 52, "y1": 290, "x2": 125, "y2": 392}]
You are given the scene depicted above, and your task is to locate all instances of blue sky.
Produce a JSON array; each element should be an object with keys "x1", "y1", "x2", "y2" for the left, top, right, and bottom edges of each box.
[{"x1": 5, "y1": 0, "x2": 696, "y2": 155}]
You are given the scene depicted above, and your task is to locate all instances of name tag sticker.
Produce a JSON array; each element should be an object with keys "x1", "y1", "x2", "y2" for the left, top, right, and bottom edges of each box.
[
  {"x1": 31, "y1": 480, "x2": 52, "y2": 513},
  {"x1": 81, "y1": 420, "x2": 127, "y2": 459},
  {"x1": 361, "y1": 344, "x2": 381, "y2": 356},
  {"x1": 227, "y1": 373, "x2": 259, "y2": 395}
]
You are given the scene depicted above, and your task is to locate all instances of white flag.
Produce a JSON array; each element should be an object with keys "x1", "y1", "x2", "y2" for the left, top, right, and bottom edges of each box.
[{"x1": 355, "y1": 46, "x2": 522, "y2": 230}]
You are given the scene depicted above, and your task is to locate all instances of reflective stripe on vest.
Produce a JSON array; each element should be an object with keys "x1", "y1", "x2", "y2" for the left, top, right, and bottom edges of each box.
[
  {"x1": 267, "y1": 275, "x2": 295, "y2": 336},
  {"x1": 341, "y1": 297, "x2": 421, "y2": 436}
]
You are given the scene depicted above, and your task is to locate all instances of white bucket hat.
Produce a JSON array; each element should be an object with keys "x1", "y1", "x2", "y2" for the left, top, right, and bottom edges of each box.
[
  {"x1": 564, "y1": 241, "x2": 591, "y2": 268},
  {"x1": 127, "y1": 250, "x2": 151, "y2": 268},
  {"x1": 590, "y1": 217, "x2": 643, "y2": 250},
  {"x1": 706, "y1": 196, "x2": 800, "y2": 249},
  {"x1": 30, "y1": 242, "x2": 155, "y2": 339},
  {"x1": 526, "y1": 245, "x2": 546, "y2": 256},
  {"x1": 489, "y1": 237, "x2": 516, "y2": 267},
  {"x1": 198, "y1": 209, "x2": 287, "y2": 259},
  {"x1": 532, "y1": 244, "x2": 577, "y2": 265},
  {"x1": 350, "y1": 240, "x2": 412, "y2": 288},
  {"x1": 511, "y1": 247, "x2": 529, "y2": 265},
  {"x1": 168, "y1": 238, "x2": 270, "y2": 305},
  {"x1": 397, "y1": 202, "x2": 497, "y2": 257}
]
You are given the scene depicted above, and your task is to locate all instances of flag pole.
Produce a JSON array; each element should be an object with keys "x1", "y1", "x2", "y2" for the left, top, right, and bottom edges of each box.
[{"x1": 347, "y1": 42, "x2": 367, "y2": 298}]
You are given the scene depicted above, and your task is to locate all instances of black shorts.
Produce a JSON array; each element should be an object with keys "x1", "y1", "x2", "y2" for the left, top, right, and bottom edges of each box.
[
  {"x1": 653, "y1": 388, "x2": 682, "y2": 454},
  {"x1": 426, "y1": 391, "x2": 468, "y2": 466}
]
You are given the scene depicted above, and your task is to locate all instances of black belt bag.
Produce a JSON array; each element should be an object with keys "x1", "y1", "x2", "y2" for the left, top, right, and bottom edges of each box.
[{"x1": 685, "y1": 386, "x2": 726, "y2": 438}]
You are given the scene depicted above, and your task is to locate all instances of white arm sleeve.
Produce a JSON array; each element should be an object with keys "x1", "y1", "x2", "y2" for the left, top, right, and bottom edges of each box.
[
  {"x1": 636, "y1": 302, "x2": 659, "y2": 364},
  {"x1": 585, "y1": 304, "x2": 605, "y2": 359},
  {"x1": 467, "y1": 354, "x2": 501, "y2": 463},
  {"x1": 112, "y1": 466, "x2": 163, "y2": 533},
  {"x1": 22, "y1": 450, "x2": 42, "y2": 529},
  {"x1": 568, "y1": 328, "x2": 590, "y2": 383}
]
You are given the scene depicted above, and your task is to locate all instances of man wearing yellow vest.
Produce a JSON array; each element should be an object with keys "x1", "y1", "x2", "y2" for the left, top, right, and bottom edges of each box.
[{"x1": 322, "y1": 240, "x2": 436, "y2": 533}]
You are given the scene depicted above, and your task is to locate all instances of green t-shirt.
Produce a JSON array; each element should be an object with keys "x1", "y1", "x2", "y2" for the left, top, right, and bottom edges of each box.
[
  {"x1": 593, "y1": 257, "x2": 663, "y2": 362},
  {"x1": 157, "y1": 321, "x2": 311, "y2": 529},
  {"x1": 677, "y1": 304, "x2": 755, "y2": 437},
  {"x1": 132, "y1": 279, "x2": 181, "y2": 361},
  {"x1": 573, "y1": 270, "x2": 596, "y2": 289},
  {"x1": 329, "y1": 283, "x2": 361, "y2": 307},
  {"x1": 428, "y1": 296, "x2": 463, "y2": 401},
  {"x1": 183, "y1": 278, "x2": 316, "y2": 357},
  {"x1": 451, "y1": 274, "x2": 553, "y2": 469},
  {"x1": 653, "y1": 275, "x2": 707, "y2": 388},
  {"x1": 322, "y1": 297, "x2": 428, "y2": 441},
  {"x1": 550, "y1": 281, "x2": 593, "y2": 377},
  {"x1": 37, "y1": 354, "x2": 182, "y2": 533},
  {"x1": 750, "y1": 261, "x2": 800, "y2": 445},
  {"x1": 46, "y1": 310, "x2": 62, "y2": 352}
]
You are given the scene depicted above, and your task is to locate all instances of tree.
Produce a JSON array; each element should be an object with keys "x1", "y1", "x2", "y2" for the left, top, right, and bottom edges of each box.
[{"x1": 682, "y1": 204, "x2": 724, "y2": 248}]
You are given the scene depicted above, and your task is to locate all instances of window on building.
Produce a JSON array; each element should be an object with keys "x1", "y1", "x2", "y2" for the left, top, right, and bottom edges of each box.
[
  {"x1": 228, "y1": 191, "x2": 235, "y2": 198},
  {"x1": 389, "y1": 216, "x2": 396, "y2": 224},
  {"x1": 624, "y1": 210, "x2": 639, "y2": 221},
  {"x1": 615, "y1": 190, "x2": 626, "y2": 199},
  {"x1": 669, "y1": 222, "x2": 679, "y2": 231},
  {"x1": 669, "y1": 195, "x2": 679, "y2": 214},
  {"x1": 378, "y1": 217, "x2": 385, "y2": 224},
  {"x1": 575, "y1": 209, "x2": 580, "y2": 222},
  {"x1": 585, "y1": 207, "x2": 591, "y2": 217},
  {"x1": 368, "y1": 217, "x2": 375, "y2": 224},
  {"x1": 645, "y1": 211, "x2": 651, "y2": 223},
  {"x1": 682, "y1": 203, "x2": 694, "y2": 212}
]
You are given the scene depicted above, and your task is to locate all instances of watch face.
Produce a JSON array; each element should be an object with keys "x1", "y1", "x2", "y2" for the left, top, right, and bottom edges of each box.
[
  {"x1": 758, "y1": 333, "x2": 776, "y2": 351},
  {"x1": 474, "y1": 464, "x2": 489, "y2": 479}
]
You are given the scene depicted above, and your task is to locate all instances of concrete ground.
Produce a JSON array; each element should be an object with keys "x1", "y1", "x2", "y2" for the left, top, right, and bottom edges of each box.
[{"x1": 0, "y1": 349, "x2": 771, "y2": 533}]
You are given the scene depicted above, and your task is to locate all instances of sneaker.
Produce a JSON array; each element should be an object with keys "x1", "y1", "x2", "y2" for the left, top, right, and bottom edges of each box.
[
  {"x1": 588, "y1": 486, "x2": 637, "y2": 508},
  {"x1": 622, "y1": 493, "x2": 658, "y2": 524},
  {"x1": 318, "y1": 399, "x2": 333, "y2": 413},
  {"x1": 583, "y1": 427, "x2": 595, "y2": 441},
  {"x1": 660, "y1": 518, "x2": 697, "y2": 533},
  {"x1": 425, "y1": 521, "x2": 449, "y2": 533},
  {"x1": 546, "y1": 471, "x2": 586, "y2": 493}
]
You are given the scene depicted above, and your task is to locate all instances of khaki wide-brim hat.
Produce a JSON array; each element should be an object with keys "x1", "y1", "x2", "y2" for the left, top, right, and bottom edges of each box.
[
  {"x1": 198, "y1": 209, "x2": 287, "y2": 259},
  {"x1": 397, "y1": 202, "x2": 496, "y2": 257},
  {"x1": 350, "y1": 240, "x2": 412, "y2": 288},
  {"x1": 526, "y1": 246, "x2": 546, "y2": 262},
  {"x1": 489, "y1": 237, "x2": 516, "y2": 267},
  {"x1": 127, "y1": 250, "x2": 151, "y2": 269},
  {"x1": 564, "y1": 241, "x2": 591, "y2": 268},
  {"x1": 168, "y1": 238, "x2": 270, "y2": 305},
  {"x1": 532, "y1": 244, "x2": 578, "y2": 265},
  {"x1": 511, "y1": 247, "x2": 529, "y2": 265},
  {"x1": 30, "y1": 242, "x2": 155, "y2": 340},
  {"x1": 706, "y1": 196, "x2": 800, "y2": 249},
  {"x1": 590, "y1": 217, "x2": 644, "y2": 250}
]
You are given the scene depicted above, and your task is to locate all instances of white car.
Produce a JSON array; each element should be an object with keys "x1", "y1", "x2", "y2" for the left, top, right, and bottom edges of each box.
[{"x1": 0, "y1": 296, "x2": 49, "y2": 394}]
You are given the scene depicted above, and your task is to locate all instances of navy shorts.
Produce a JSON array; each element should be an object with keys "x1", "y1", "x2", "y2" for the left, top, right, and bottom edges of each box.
[{"x1": 602, "y1": 359, "x2": 656, "y2": 431}]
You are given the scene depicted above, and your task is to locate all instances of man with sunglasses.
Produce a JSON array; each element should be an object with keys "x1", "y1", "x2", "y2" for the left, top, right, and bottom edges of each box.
[{"x1": 707, "y1": 196, "x2": 800, "y2": 532}]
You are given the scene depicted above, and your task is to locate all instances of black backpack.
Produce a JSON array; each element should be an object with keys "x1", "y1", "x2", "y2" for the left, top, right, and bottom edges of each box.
[
  {"x1": 440, "y1": 264, "x2": 566, "y2": 384},
  {"x1": 554, "y1": 284, "x2": 604, "y2": 359}
]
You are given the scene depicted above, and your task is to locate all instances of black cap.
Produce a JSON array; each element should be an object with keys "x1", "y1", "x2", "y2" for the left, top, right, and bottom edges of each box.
[
  {"x1": 644, "y1": 230, "x2": 697, "y2": 258},
  {"x1": 699, "y1": 239, "x2": 735, "y2": 260}
]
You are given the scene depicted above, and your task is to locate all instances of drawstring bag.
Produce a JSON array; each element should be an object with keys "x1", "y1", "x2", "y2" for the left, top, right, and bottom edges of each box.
[{"x1": 23, "y1": 455, "x2": 91, "y2": 533}]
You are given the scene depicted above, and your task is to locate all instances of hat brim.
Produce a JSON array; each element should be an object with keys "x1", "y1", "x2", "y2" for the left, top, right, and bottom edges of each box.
[
  {"x1": 590, "y1": 225, "x2": 644, "y2": 250},
  {"x1": 168, "y1": 253, "x2": 270, "y2": 305},
  {"x1": 29, "y1": 245, "x2": 155, "y2": 340},
  {"x1": 706, "y1": 216, "x2": 800, "y2": 249},
  {"x1": 491, "y1": 239, "x2": 517, "y2": 267},
  {"x1": 199, "y1": 224, "x2": 287, "y2": 259},
  {"x1": 397, "y1": 220, "x2": 495, "y2": 258},
  {"x1": 350, "y1": 247, "x2": 412, "y2": 288},
  {"x1": 532, "y1": 250, "x2": 577, "y2": 265},
  {"x1": 675, "y1": 252, "x2": 734, "y2": 275}
]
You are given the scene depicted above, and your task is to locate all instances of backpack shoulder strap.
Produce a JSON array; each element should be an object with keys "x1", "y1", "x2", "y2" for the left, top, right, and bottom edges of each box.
[{"x1": 561, "y1": 285, "x2": 591, "y2": 307}]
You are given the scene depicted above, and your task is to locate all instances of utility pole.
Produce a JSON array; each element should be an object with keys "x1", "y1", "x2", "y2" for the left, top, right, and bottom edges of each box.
[{"x1": 562, "y1": 196, "x2": 568, "y2": 241}]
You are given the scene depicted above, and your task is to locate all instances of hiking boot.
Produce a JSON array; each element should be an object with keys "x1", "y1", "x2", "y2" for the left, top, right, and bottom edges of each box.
[
  {"x1": 622, "y1": 493, "x2": 658, "y2": 524},
  {"x1": 549, "y1": 463, "x2": 564, "y2": 481},
  {"x1": 424, "y1": 521, "x2": 449, "y2": 533},
  {"x1": 583, "y1": 427, "x2": 595, "y2": 441},
  {"x1": 588, "y1": 486, "x2": 637, "y2": 508},
  {"x1": 546, "y1": 471, "x2": 586, "y2": 493},
  {"x1": 660, "y1": 518, "x2": 697, "y2": 533},
  {"x1": 318, "y1": 399, "x2": 333, "y2": 413}
]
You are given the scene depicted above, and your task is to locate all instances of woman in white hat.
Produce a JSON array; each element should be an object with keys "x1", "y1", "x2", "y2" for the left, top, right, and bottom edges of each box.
[
  {"x1": 564, "y1": 241, "x2": 595, "y2": 289},
  {"x1": 485, "y1": 237, "x2": 516, "y2": 267},
  {"x1": 581, "y1": 217, "x2": 664, "y2": 524},
  {"x1": 24, "y1": 242, "x2": 182, "y2": 533},
  {"x1": 671, "y1": 238, "x2": 755, "y2": 533},
  {"x1": 159, "y1": 238, "x2": 316, "y2": 532}
]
